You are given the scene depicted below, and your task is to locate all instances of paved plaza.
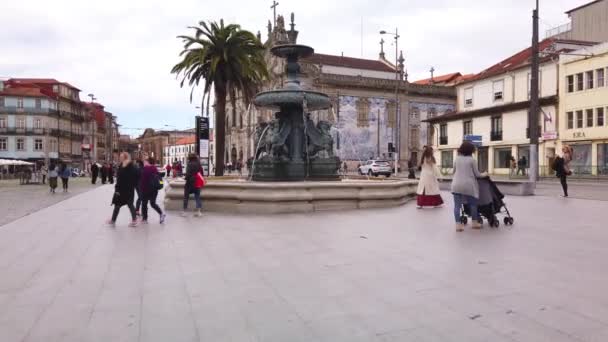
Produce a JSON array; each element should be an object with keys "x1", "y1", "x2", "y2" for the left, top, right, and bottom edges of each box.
[{"x1": 1, "y1": 184, "x2": 608, "y2": 341}]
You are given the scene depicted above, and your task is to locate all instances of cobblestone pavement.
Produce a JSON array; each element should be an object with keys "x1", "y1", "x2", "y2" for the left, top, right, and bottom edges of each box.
[
  {"x1": 0, "y1": 178, "x2": 102, "y2": 226},
  {"x1": 1, "y1": 185, "x2": 608, "y2": 341}
]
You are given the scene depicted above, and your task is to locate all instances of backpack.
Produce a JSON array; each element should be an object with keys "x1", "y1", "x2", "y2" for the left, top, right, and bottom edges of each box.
[{"x1": 149, "y1": 172, "x2": 163, "y2": 191}]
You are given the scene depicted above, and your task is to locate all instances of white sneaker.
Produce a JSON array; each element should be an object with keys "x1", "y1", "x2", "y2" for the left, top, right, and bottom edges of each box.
[{"x1": 194, "y1": 210, "x2": 202, "y2": 217}]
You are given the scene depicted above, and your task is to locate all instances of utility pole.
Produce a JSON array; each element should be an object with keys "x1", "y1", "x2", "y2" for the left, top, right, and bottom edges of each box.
[
  {"x1": 529, "y1": 0, "x2": 540, "y2": 183},
  {"x1": 377, "y1": 109, "x2": 380, "y2": 157}
]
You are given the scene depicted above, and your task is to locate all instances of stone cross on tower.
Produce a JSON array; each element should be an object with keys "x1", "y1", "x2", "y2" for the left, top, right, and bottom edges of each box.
[
  {"x1": 271, "y1": 0, "x2": 279, "y2": 26},
  {"x1": 379, "y1": 38, "x2": 385, "y2": 59},
  {"x1": 430, "y1": 66, "x2": 435, "y2": 83}
]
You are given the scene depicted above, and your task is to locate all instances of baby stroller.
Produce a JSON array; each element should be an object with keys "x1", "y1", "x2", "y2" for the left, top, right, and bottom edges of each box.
[{"x1": 460, "y1": 176, "x2": 514, "y2": 228}]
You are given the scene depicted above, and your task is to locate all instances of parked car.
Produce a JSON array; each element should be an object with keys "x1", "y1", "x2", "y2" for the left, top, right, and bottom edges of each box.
[{"x1": 358, "y1": 160, "x2": 392, "y2": 177}]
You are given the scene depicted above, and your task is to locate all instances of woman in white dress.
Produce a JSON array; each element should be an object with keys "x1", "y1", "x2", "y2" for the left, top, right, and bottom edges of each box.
[{"x1": 416, "y1": 146, "x2": 444, "y2": 208}]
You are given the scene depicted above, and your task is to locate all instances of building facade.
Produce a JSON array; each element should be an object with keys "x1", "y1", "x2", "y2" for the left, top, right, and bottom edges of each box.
[
  {"x1": 0, "y1": 78, "x2": 89, "y2": 168},
  {"x1": 426, "y1": 39, "x2": 595, "y2": 175},
  {"x1": 224, "y1": 13, "x2": 456, "y2": 171},
  {"x1": 137, "y1": 129, "x2": 194, "y2": 164},
  {"x1": 559, "y1": 42, "x2": 608, "y2": 175},
  {"x1": 163, "y1": 136, "x2": 196, "y2": 166}
]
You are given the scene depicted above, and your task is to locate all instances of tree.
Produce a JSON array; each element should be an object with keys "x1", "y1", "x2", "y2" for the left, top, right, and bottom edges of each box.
[{"x1": 172, "y1": 20, "x2": 268, "y2": 176}]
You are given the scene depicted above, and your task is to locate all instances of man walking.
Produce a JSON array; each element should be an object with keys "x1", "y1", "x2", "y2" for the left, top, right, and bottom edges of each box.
[{"x1": 517, "y1": 156, "x2": 527, "y2": 176}]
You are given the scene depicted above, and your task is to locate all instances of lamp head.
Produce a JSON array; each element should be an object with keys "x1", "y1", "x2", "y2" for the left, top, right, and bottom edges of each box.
[{"x1": 379, "y1": 30, "x2": 387, "y2": 34}]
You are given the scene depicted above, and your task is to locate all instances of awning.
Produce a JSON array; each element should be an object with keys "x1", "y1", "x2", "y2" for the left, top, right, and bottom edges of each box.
[{"x1": 0, "y1": 159, "x2": 35, "y2": 166}]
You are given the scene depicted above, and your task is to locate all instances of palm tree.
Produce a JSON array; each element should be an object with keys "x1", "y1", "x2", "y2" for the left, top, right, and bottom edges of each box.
[{"x1": 172, "y1": 20, "x2": 268, "y2": 176}]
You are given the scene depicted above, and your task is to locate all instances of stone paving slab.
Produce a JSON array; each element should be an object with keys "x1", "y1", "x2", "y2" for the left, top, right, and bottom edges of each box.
[{"x1": 1, "y1": 185, "x2": 608, "y2": 341}]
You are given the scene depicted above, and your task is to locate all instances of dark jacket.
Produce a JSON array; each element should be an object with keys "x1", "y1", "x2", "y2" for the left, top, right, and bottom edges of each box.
[
  {"x1": 554, "y1": 157, "x2": 566, "y2": 178},
  {"x1": 112, "y1": 162, "x2": 138, "y2": 206},
  {"x1": 140, "y1": 165, "x2": 158, "y2": 195},
  {"x1": 185, "y1": 160, "x2": 203, "y2": 190}
]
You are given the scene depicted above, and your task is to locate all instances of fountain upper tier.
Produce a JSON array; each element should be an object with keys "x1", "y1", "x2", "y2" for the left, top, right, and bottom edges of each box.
[{"x1": 253, "y1": 44, "x2": 331, "y2": 111}]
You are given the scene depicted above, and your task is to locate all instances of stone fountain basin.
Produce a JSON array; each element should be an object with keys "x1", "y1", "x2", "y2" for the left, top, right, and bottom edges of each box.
[
  {"x1": 253, "y1": 89, "x2": 331, "y2": 111},
  {"x1": 164, "y1": 179, "x2": 417, "y2": 214}
]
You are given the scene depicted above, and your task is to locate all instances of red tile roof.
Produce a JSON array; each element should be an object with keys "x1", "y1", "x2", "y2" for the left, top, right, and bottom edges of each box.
[
  {"x1": 84, "y1": 102, "x2": 106, "y2": 128},
  {"x1": 0, "y1": 86, "x2": 54, "y2": 99},
  {"x1": 175, "y1": 136, "x2": 196, "y2": 145},
  {"x1": 302, "y1": 53, "x2": 396, "y2": 73},
  {"x1": 9, "y1": 78, "x2": 81, "y2": 91}
]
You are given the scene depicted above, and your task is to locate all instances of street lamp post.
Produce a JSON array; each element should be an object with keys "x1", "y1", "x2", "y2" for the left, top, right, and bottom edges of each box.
[{"x1": 380, "y1": 28, "x2": 401, "y2": 176}]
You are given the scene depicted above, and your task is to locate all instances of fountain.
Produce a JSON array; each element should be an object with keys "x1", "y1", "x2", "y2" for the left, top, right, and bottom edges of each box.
[
  {"x1": 164, "y1": 14, "x2": 418, "y2": 214},
  {"x1": 251, "y1": 43, "x2": 340, "y2": 181}
]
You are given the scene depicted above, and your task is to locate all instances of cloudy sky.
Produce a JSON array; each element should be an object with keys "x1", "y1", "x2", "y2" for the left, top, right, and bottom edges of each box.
[{"x1": 0, "y1": 0, "x2": 589, "y2": 136}]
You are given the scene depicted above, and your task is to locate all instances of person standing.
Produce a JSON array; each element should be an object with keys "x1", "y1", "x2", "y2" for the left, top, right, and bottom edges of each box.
[
  {"x1": 100, "y1": 163, "x2": 108, "y2": 184},
  {"x1": 48, "y1": 163, "x2": 58, "y2": 194},
  {"x1": 91, "y1": 162, "x2": 99, "y2": 184},
  {"x1": 451, "y1": 141, "x2": 482, "y2": 232},
  {"x1": 165, "y1": 163, "x2": 172, "y2": 178},
  {"x1": 509, "y1": 156, "x2": 517, "y2": 177},
  {"x1": 107, "y1": 152, "x2": 138, "y2": 227},
  {"x1": 59, "y1": 162, "x2": 70, "y2": 193},
  {"x1": 182, "y1": 154, "x2": 204, "y2": 217},
  {"x1": 407, "y1": 158, "x2": 416, "y2": 179},
  {"x1": 108, "y1": 163, "x2": 115, "y2": 184},
  {"x1": 140, "y1": 157, "x2": 166, "y2": 224},
  {"x1": 41, "y1": 163, "x2": 48, "y2": 185},
  {"x1": 517, "y1": 156, "x2": 527, "y2": 176},
  {"x1": 554, "y1": 145, "x2": 573, "y2": 197},
  {"x1": 416, "y1": 146, "x2": 443, "y2": 208}
]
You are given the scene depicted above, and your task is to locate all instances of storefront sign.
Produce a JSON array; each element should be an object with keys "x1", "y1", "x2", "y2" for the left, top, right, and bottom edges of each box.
[
  {"x1": 81, "y1": 144, "x2": 91, "y2": 150},
  {"x1": 573, "y1": 132, "x2": 586, "y2": 139},
  {"x1": 195, "y1": 116, "x2": 210, "y2": 176},
  {"x1": 542, "y1": 131, "x2": 557, "y2": 140},
  {"x1": 464, "y1": 134, "x2": 482, "y2": 147}
]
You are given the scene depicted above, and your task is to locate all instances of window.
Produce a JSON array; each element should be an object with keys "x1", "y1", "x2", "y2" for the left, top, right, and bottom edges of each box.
[
  {"x1": 567, "y1": 75, "x2": 574, "y2": 93},
  {"x1": 567, "y1": 111, "x2": 574, "y2": 129},
  {"x1": 17, "y1": 118, "x2": 25, "y2": 129},
  {"x1": 34, "y1": 139, "x2": 43, "y2": 151},
  {"x1": 386, "y1": 101, "x2": 397, "y2": 127},
  {"x1": 0, "y1": 117, "x2": 6, "y2": 128},
  {"x1": 464, "y1": 88, "x2": 473, "y2": 107},
  {"x1": 0, "y1": 97, "x2": 4, "y2": 107},
  {"x1": 491, "y1": 116, "x2": 502, "y2": 141},
  {"x1": 410, "y1": 106, "x2": 419, "y2": 119},
  {"x1": 356, "y1": 98, "x2": 369, "y2": 127},
  {"x1": 34, "y1": 119, "x2": 42, "y2": 129},
  {"x1": 586, "y1": 109, "x2": 594, "y2": 127},
  {"x1": 597, "y1": 108, "x2": 605, "y2": 126},
  {"x1": 463, "y1": 120, "x2": 472, "y2": 136},
  {"x1": 494, "y1": 148, "x2": 512, "y2": 169},
  {"x1": 493, "y1": 80, "x2": 504, "y2": 101},
  {"x1": 598, "y1": 69, "x2": 605, "y2": 88},
  {"x1": 576, "y1": 110, "x2": 583, "y2": 128},
  {"x1": 439, "y1": 124, "x2": 448, "y2": 145},
  {"x1": 0, "y1": 137, "x2": 6, "y2": 150},
  {"x1": 576, "y1": 73, "x2": 584, "y2": 91},
  {"x1": 17, "y1": 98, "x2": 24, "y2": 108},
  {"x1": 16, "y1": 138, "x2": 25, "y2": 151},
  {"x1": 441, "y1": 150, "x2": 453, "y2": 168},
  {"x1": 586, "y1": 70, "x2": 594, "y2": 89},
  {"x1": 35, "y1": 99, "x2": 41, "y2": 109}
]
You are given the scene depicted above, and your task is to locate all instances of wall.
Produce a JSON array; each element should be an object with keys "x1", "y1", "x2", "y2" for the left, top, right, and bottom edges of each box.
[
  {"x1": 569, "y1": 0, "x2": 608, "y2": 43},
  {"x1": 322, "y1": 65, "x2": 395, "y2": 80}
]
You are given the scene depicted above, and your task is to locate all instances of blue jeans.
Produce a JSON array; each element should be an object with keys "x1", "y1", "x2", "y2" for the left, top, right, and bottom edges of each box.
[
  {"x1": 183, "y1": 188, "x2": 202, "y2": 210},
  {"x1": 453, "y1": 193, "x2": 479, "y2": 223}
]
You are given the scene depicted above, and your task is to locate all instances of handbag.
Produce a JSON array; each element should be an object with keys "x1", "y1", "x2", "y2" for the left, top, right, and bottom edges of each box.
[{"x1": 194, "y1": 172, "x2": 205, "y2": 189}]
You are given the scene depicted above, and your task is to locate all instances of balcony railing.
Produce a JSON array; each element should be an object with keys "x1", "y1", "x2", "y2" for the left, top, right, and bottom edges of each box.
[
  {"x1": 0, "y1": 127, "x2": 50, "y2": 135},
  {"x1": 0, "y1": 106, "x2": 59, "y2": 116},
  {"x1": 439, "y1": 136, "x2": 448, "y2": 145},
  {"x1": 490, "y1": 131, "x2": 503, "y2": 141}
]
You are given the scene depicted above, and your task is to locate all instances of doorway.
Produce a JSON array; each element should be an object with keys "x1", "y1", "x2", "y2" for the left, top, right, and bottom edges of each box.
[{"x1": 477, "y1": 147, "x2": 489, "y2": 173}]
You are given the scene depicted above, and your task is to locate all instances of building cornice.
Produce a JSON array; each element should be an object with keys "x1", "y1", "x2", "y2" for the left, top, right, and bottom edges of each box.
[
  {"x1": 312, "y1": 73, "x2": 456, "y2": 99},
  {"x1": 424, "y1": 95, "x2": 558, "y2": 123}
]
